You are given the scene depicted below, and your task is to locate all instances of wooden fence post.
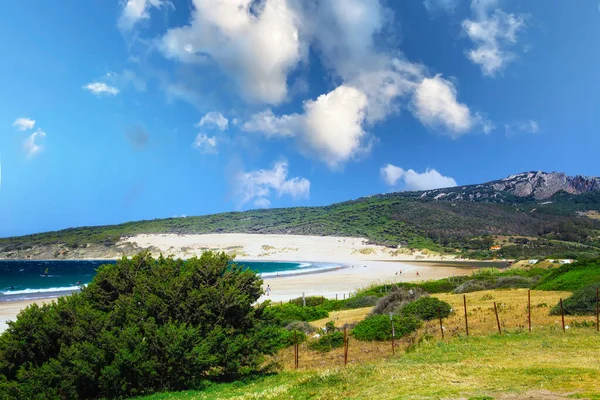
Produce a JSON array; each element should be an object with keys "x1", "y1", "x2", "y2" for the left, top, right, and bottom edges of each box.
[
  {"x1": 343, "y1": 293, "x2": 346, "y2": 300},
  {"x1": 494, "y1": 302, "x2": 501, "y2": 335},
  {"x1": 438, "y1": 306, "x2": 444, "y2": 339},
  {"x1": 463, "y1": 294, "x2": 469, "y2": 336},
  {"x1": 294, "y1": 330, "x2": 298, "y2": 369},
  {"x1": 390, "y1": 313, "x2": 395, "y2": 355},
  {"x1": 560, "y1": 298, "x2": 565, "y2": 332},
  {"x1": 336, "y1": 293, "x2": 338, "y2": 301},
  {"x1": 343, "y1": 326, "x2": 348, "y2": 366},
  {"x1": 596, "y1": 288, "x2": 600, "y2": 332},
  {"x1": 528, "y1": 289, "x2": 531, "y2": 333}
]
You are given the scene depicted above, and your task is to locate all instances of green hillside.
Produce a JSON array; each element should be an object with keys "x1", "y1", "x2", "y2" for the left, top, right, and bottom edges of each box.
[{"x1": 2, "y1": 189, "x2": 600, "y2": 259}]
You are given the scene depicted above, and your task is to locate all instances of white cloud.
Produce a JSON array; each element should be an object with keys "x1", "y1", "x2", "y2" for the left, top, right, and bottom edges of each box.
[
  {"x1": 505, "y1": 119, "x2": 540, "y2": 135},
  {"x1": 13, "y1": 117, "x2": 35, "y2": 131},
  {"x1": 192, "y1": 133, "x2": 218, "y2": 154},
  {"x1": 253, "y1": 198, "x2": 271, "y2": 208},
  {"x1": 381, "y1": 164, "x2": 457, "y2": 190},
  {"x1": 159, "y1": 0, "x2": 304, "y2": 105},
  {"x1": 462, "y1": 0, "x2": 526, "y2": 76},
  {"x1": 196, "y1": 112, "x2": 229, "y2": 131},
  {"x1": 411, "y1": 75, "x2": 490, "y2": 137},
  {"x1": 83, "y1": 82, "x2": 120, "y2": 96},
  {"x1": 380, "y1": 164, "x2": 405, "y2": 186},
  {"x1": 233, "y1": 160, "x2": 310, "y2": 208},
  {"x1": 243, "y1": 85, "x2": 370, "y2": 169},
  {"x1": 118, "y1": 0, "x2": 171, "y2": 31},
  {"x1": 24, "y1": 129, "x2": 46, "y2": 157}
]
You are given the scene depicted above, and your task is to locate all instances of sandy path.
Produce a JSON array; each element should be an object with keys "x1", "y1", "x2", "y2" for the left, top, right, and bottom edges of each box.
[{"x1": 0, "y1": 298, "x2": 55, "y2": 333}]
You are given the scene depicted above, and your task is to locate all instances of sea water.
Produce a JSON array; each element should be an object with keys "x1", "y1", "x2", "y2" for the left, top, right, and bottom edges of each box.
[{"x1": 0, "y1": 259, "x2": 334, "y2": 301}]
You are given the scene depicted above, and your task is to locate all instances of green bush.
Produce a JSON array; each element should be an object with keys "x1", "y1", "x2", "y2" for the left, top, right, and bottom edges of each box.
[
  {"x1": 534, "y1": 259, "x2": 600, "y2": 291},
  {"x1": 550, "y1": 283, "x2": 600, "y2": 315},
  {"x1": 289, "y1": 296, "x2": 327, "y2": 307},
  {"x1": 266, "y1": 304, "x2": 329, "y2": 325},
  {"x1": 308, "y1": 332, "x2": 344, "y2": 352},
  {"x1": 401, "y1": 297, "x2": 452, "y2": 321},
  {"x1": 0, "y1": 252, "x2": 281, "y2": 399},
  {"x1": 342, "y1": 295, "x2": 379, "y2": 309},
  {"x1": 352, "y1": 315, "x2": 422, "y2": 341},
  {"x1": 371, "y1": 287, "x2": 428, "y2": 316}
]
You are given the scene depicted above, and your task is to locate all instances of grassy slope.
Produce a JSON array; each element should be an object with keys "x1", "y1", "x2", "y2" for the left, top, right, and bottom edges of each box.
[
  {"x1": 2, "y1": 191, "x2": 600, "y2": 258},
  {"x1": 139, "y1": 289, "x2": 600, "y2": 400}
]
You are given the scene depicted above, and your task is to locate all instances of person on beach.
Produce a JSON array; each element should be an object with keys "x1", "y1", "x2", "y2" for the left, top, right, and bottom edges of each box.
[{"x1": 266, "y1": 285, "x2": 271, "y2": 297}]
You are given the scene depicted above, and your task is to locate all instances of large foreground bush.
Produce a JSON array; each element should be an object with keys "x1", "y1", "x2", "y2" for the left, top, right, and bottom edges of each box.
[
  {"x1": 550, "y1": 283, "x2": 600, "y2": 315},
  {"x1": 352, "y1": 315, "x2": 422, "y2": 341},
  {"x1": 0, "y1": 252, "x2": 283, "y2": 399}
]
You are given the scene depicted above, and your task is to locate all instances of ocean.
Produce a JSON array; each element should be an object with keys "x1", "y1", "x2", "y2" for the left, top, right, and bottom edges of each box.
[{"x1": 0, "y1": 259, "x2": 338, "y2": 301}]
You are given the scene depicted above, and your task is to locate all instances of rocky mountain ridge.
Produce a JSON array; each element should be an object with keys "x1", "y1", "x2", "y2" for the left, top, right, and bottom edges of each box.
[{"x1": 417, "y1": 171, "x2": 600, "y2": 202}]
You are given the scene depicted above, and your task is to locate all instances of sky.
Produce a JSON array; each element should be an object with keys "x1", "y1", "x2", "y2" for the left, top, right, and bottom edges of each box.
[{"x1": 1, "y1": 0, "x2": 599, "y2": 237}]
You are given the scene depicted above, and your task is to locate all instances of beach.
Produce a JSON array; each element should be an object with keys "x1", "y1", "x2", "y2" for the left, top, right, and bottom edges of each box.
[{"x1": 0, "y1": 234, "x2": 491, "y2": 333}]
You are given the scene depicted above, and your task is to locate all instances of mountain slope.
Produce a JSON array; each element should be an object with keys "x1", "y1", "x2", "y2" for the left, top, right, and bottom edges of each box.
[{"x1": 2, "y1": 171, "x2": 600, "y2": 259}]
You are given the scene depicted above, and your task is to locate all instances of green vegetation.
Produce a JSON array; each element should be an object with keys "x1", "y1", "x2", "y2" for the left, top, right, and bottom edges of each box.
[
  {"x1": 307, "y1": 331, "x2": 345, "y2": 352},
  {"x1": 401, "y1": 297, "x2": 452, "y2": 321},
  {"x1": 0, "y1": 252, "x2": 289, "y2": 399},
  {"x1": 3, "y1": 189, "x2": 600, "y2": 259},
  {"x1": 534, "y1": 258, "x2": 600, "y2": 291},
  {"x1": 352, "y1": 315, "x2": 422, "y2": 341},
  {"x1": 550, "y1": 283, "x2": 600, "y2": 315}
]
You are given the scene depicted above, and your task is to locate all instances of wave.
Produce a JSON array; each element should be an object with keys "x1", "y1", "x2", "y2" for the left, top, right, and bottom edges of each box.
[
  {"x1": 261, "y1": 264, "x2": 344, "y2": 278},
  {"x1": 1, "y1": 285, "x2": 85, "y2": 296}
]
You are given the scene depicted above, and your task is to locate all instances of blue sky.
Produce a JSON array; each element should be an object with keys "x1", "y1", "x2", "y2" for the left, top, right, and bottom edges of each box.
[{"x1": 1, "y1": 0, "x2": 599, "y2": 237}]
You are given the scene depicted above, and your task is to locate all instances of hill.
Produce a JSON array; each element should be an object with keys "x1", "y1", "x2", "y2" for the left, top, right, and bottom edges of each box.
[{"x1": 2, "y1": 171, "x2": 600, "y2": 259}]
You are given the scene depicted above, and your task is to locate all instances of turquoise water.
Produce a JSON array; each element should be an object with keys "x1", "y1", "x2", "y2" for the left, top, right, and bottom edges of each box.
[{"x1": 0, "y1": 259, "x2": 330, "y2": 300}]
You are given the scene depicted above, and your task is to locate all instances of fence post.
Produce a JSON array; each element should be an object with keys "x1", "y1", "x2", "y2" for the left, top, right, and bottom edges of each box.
[
  {"x1": 560, "y1": 298, "x2": 565, "y2": 332},
  {"x1": 463, "y1": 294, "x2": 469, "y2": 336},
  {"x1": 494, "y1": 302, "x2": 501, "y2": 335},
  {"x1": 389, "y1": 313, "x2": 395, "y2": 355},
  {"x1": 596, "y1": 288, "x2": 600, "y2": 332},
  {"x1": 438, "y1": 306, "x2": 444, "y2": 339},
  {"x1": 343, "y1": 326, "x2": 348, "y2": 366},
  {"x1": 280, "y1": 300, "x2": 283, "y2": 306},
  {"x1": 343, "y1": 293, "x2": 346, "y2": 300},
  {"x1": 294, "y1": 330, "x2": 298, "y2": 369},
  {"x1": 302, "y1": 292, "x2": 306, "y2": 307},
  {"x1": 528, "y1": 289, "x2": 531, "y2": 333},
  {"x1": 336, "y1": 293, "x2": 338, "y2": 301}
]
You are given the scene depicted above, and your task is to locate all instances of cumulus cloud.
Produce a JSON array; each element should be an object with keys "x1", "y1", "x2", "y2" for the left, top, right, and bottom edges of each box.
[
  {"x1": 462, "y1": 0, "x2": 526, "y2": 76},
  {"x1": 159, "y1": 0, "x2": 304, "y2": 104},
  {"x1": 24, "y1": 129, "x2": 46, "y2": 157},
  {"x1": 233, "y1": 160, "x2": 310, "y2": 208},
  {"x1": 196, "y1": 112, "x2": 229, "y2": 131},
  {"x1": 118, "y1": 0, "x2": 172, "y2": 31},
  {"x1": 192, "y1": 133, "x2": 218, "y2": 154},
  {"x1": 381, "y1": 164, "x2": 457, "y2": 190},
  {"x1": 411, "y1": 75, "x2": 480, "y2": 136},
  {"x1": 83, "y1": 82, "x2": 120, "y2": 96},
  {"x1": 13, "y1": 117, "x2": 35, "y2": 131},
  {"x1": 243, "y1": 85, "x2": 370, "y2": 169}
]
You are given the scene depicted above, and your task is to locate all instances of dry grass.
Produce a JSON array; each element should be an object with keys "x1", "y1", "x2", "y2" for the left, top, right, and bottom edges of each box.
[{"x1": 275, "y1": 289, "x2": 598, "y2": 372}]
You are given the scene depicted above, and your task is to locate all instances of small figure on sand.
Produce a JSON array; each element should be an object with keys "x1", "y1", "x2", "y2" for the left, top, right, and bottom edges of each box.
[
  {"x1": 266, "y1": 285, "x2": 271, "y2": 297},
  {"x1": 416, "y1": 271, "x2": 420, "y2": 276}
]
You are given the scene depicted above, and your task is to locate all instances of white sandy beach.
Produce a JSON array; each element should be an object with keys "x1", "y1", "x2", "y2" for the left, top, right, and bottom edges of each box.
[{"x1": 0, "y1": 234, "x2": 486, "y2": 333}]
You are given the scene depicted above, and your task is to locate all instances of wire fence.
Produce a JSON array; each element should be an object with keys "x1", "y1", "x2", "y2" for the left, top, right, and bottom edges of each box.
[{"x1": 275, "y1": 288, "x2": 600, "y2": 371}]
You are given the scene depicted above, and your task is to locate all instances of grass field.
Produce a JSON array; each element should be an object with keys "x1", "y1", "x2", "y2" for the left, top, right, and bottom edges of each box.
[{"x1": 138, "y1": 289, "x2": 600, "y2": 400}]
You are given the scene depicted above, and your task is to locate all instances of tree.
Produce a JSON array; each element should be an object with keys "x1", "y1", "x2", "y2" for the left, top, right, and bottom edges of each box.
[{"x1": 0, "y1": 252, "x2": 279, "y2": 399}]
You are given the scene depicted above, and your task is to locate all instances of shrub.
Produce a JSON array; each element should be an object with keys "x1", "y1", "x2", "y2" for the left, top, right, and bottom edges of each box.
[
  {"x1": 308, "y1": 331, "x2": 345, "y2": 352},
  {"x1": 401, "y1": 297, "x2": 452, "y2": 321},
  {"x1": 0, "y1": 252, "x2": 280, "y2": 399},
  {"x1": 550, "y1": 283, "x2": 600, "y2": 315},
  {"x1": 343, "y1": 295, "x2": 379, "y2": 309},
  {"x1": 289, "y1": 296, "x2": 327, "y2": 307},
  {"x1": 266, "y1": 304, "x2": 329, "y2": 325},
  {"x1": 352, "y1": 315, "x2": 422, "y2": 341},
  {"x1": 285, "y1": 320, "x2": 317, "y2": 334},
  {"x1": 453, "y1": 276, "x2": 533, "y2": 294},
  {"x1": 534, "y1": 259, "x2": 600, "y2": 291},
  {"x1": 371, "y1": 287, "x2": 428, "y2": 316}
]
